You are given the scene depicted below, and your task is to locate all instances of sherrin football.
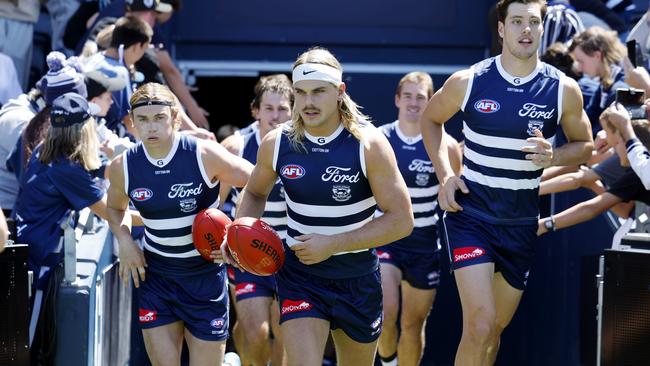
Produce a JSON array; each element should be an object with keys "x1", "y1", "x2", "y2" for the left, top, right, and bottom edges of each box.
[
  {"x1": 192, "y1": 208, "x2": 232, "y2": 261},
  {"x1": 226, "y1": 217, "x2": 284, "y2": 276}
]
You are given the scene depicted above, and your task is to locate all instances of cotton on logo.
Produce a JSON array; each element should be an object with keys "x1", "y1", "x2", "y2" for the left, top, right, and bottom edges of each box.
[
  {"x1": 139, "y1": 309, "x2": 157, "y2": 323},
  {"x1": 131, "y1": 188, "x2": 153, "y2": 201},
  {"x1": 453, "y1": 247, "x2": 485, "y2": 262},
  {"x1": 474, "y1": 99, "x2": 500, "y2": 114},
  {"x1": 236, "y1": 283, "x2": 256, "y2": 296},
  {"x1": 281, "y1": 300, "x2": 313, "y2": 315},
  {"x1": 281, "y1": 164, "x2": 306, "y2": 179}
]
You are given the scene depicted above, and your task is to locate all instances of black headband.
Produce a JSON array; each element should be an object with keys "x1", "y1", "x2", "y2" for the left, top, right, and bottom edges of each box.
[{"x1": 130, "y1": 100, "x2": 174, "y2": 110}]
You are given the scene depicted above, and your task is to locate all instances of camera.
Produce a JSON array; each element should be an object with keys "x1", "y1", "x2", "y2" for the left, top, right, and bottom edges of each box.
[{"x1": 615, "y1": 88, "x2": 646, "y2": 120}]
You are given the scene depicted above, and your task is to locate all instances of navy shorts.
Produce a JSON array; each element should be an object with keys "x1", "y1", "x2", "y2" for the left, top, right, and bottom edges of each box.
[
  {"x1": 440, "y1": 211, "x2": 537, "y2": 290},
  {"x1": 137, "y1": 267, "x2": 229, "y2": 341},
  {"x1": 233, "y1": 269, "x2": 277, "y2": 301},
  {"x1": 376, "y1": 246, "x2": 440, "y2": 289},
  {"x1": 276, "y1": 266, "x2": 383, "y2": 343}
]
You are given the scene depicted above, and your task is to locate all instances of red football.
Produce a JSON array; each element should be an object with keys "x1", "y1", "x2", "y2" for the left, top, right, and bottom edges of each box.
[
  {"x1": 192, "y1": 208, "x2": 232, "y2": 261},
  {"x1": 226, "y1": 217, "x2": 284, "y2": 276}
]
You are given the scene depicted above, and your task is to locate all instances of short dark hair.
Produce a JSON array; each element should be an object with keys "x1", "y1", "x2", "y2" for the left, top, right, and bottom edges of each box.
[
  {"x1": 496, "y1": 0, "x2": 547, "y2": 23},
  {"x1": 250, "y1": 74, "x2": 294, "y2": 112},
  {"x1": 110, "y1": 15, "x2": 153, "y2": 49}
]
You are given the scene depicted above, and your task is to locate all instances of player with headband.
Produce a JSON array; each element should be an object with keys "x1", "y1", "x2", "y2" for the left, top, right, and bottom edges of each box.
[{"x1": 219, "y1": 47, "x2": 414, "y2": 366}]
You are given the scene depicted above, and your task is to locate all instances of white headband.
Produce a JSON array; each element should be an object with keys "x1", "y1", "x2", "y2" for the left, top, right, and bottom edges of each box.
[{"x1": 292, "y1": 63, "x2": 342, "y2": 86}]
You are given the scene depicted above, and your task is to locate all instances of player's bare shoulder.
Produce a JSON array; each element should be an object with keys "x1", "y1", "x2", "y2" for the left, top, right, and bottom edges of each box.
[
  {"x1": 561, "y1": 75, "x2": 585, "y2": 109},
  {"x1": 444, "y1": 68, "x2": 473, "y2": 98}
]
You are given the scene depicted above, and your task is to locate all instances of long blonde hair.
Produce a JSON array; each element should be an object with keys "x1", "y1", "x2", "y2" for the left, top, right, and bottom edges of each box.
[
  {"x1": 39, "y1": 117, "x2": 101, "y2": 171},
  {"x1": 130, "y1": 83, "x2": 182, "y2": 130},
  {"x1": 569, "y1": 27, "x2": 626, "y2": 89},
  {"x1": 287, "y1": 47, "x2": 371, "y2": 150}
]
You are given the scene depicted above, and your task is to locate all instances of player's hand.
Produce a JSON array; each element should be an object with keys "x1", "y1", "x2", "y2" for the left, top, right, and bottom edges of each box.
[
  {"x1": 438, "y1": 175, "x2": 469, "y2": 212},
  {"x1": 118, "y1": 239, "x2": 147, "y2": 288},
  {"x1": 291, "y1": 234, "x2": 336, "y2": 265},
  {"x1": 211, "y1": 237, "x2": 241, "y2": 269},
  {"x1": 537, "y1": 219, "x2": 546, "y2": 236},
  {"x1": 523, "y1": 129, "x2": 553, "y2": 168}
]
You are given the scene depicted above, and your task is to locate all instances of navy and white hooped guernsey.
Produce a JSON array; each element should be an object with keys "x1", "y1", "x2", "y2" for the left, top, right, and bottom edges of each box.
[
  {"x1": 232, "y1": 129, "x2": 287, "y2": 239},
  {"x1": 274, "y1": 123, "x2": 378, "y2": 279},
  {"x1": 460, "y1": 55, "x2": 564, "y2": 225},
  {"x1": 377, "y1": 120, "x2": 440, "y2": 252},
  {"x1": 123, "y1": 134, "x2": 221, "y2": 277}
]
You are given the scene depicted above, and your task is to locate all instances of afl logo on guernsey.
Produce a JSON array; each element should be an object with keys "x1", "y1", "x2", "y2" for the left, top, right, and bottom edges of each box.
[
  {"x1": 131, "y1": 188, "x2": 153, "y2": 201},
  {"x1": 281, "y1": 164, "x2": 306, "y2": 179},
  {"x1": 474, "y1": 99, "x2": 500, "y2": 114}
]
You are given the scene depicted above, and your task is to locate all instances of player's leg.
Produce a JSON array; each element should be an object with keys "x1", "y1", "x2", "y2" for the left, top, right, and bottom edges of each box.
[
  {"x1": 235, "y1": 296, "x2": 273, "y2": 366},
  {"x1": 281, "y1": 317, "x2": 330, "y2": 366},
  {"x1": 377, "y1": 261, "x2": 402, "y2": 364},
  {"x1": 397, "y1": 283, "x2": 436, "y2": 366},
  {"x1": 485, "y1": 272, "x2": 523, "y2": 365},
  {"x1": 142, "y1": 321, "x2": 185, "y2": 366},
  {"x1": 331, "y1": 328, "x2": 379, "y2": 366},
  {"x1": 454, "y1": 263, "x2": 497, "y2": 366},
  {"x1": 269, "y1": 298, "x2": 287, "y2": 366},
  {"x1": 184, "y1": 330, "x2": 226, "y2": 366},
  {"x1": 176, "y1": 268, "x2": 230, "y2": 366}
]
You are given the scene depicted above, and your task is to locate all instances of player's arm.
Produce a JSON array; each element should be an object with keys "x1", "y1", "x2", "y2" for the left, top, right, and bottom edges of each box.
[
  {"x1": 538, "y1": 192, "x2": 622, "y2": 235},
  {"x1": 107, "y1": 154, "x2": 147, "y2": 287},
  {"x1": 0, "y1": 210, "x2": 7, "y2": 253},
  {"x1": 445, "y1": 133, "x2": 463, "y2": 176},
  {"x1": 235, "y1": 129, "x2": 281, "y2": 219},
  {"x1": 338, "y1": 129, "x2": 414, "y2": 250},
  {"x1": 421, "y1": 69, "x2": 471, "y2": 211},
  {"x1": 553, "y1": 77, "x2": 594, "y2": 166},
  {"x1": 217, "y1": 134, "x2": 243, "y2": 210},
  {"x1": 201, "y1": 139, "x2": 253, "y2": 189},
  {"x1": 291, "y1": 129, "x2": 413, "y2": 265},
  {"x1": 215, "y1": 130, "x2": 279, "y2": 266}
]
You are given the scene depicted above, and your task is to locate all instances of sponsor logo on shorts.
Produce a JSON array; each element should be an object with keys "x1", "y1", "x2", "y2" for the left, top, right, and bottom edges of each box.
[
  {"x1": 281, "y1": 164, "x2": 306, "y2": 179},
  {"x1": 235, "y1": 283, "x2": 256, "y2": 296},
  {"x1": 453, "y1": 247, "x2": 485, "y2": 262},
  {"x1": 376, "y1": 250, "x2": 391, "y2": 260},
  {"x1": 370, "y1": 315, "x2": 382, "y2": 336},
  {"x1": 210, "y1": 318, "x2": 226, "y2": 329},
  {"x1": 281, "y1": 300, "x2": 313, "y2": 315},
  {"x1": 139, "y1": 309, "x2": 157, "y2": 323},
  {"x1": 427, "y1": 271, "x2": 440, "y2": 286},
  {"x1": 474, "y1": 99, "x2": 500, "y2": 114},
  {"x1": 130, "y1": 188, "x2": 153, "y2": 201}
]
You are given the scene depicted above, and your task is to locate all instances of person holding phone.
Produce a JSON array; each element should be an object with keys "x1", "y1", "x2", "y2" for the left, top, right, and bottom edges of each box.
[{"x1": 539, "y1": 105, "x2": 650, "y2": 235}]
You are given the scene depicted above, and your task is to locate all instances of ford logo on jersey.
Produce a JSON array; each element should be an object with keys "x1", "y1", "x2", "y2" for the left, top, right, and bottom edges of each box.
[
  {"x1": 281, "y1": 164, "x2": 306, "y2": 179},
  {"x1": 474, "y1": 99, "x2": 500, "y2": 114},
  {"x1": 131, "y1": 188, "x2": 153, "y2": 201}
]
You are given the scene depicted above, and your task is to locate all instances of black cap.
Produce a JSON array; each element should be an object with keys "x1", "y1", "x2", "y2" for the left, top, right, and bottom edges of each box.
[{"x1": 50, "y1": 93, "x2": 92, "y2": 127}]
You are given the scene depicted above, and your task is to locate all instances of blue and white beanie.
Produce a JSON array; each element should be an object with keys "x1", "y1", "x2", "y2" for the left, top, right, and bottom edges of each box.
[{"x1": 37, "y1": 52, "x2": 87, "y2": 107}]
